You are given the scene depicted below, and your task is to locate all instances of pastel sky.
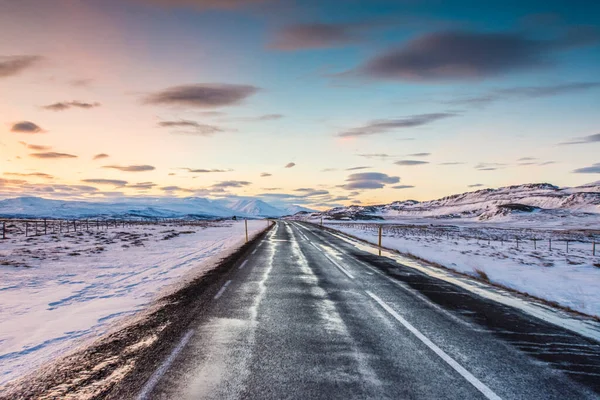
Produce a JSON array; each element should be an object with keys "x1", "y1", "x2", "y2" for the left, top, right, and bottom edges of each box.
[{"x1": 1, "y1": 0, "x2": 599, "y2": 209}]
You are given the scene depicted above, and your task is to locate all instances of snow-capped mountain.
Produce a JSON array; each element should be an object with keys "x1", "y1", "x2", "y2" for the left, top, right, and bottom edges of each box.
[
  {"x1": 291, "y1": 183, "x2": 600, "y2": 226},
  {"x1": 0, "y1": 196, "x2": 311, "y2": 219}
]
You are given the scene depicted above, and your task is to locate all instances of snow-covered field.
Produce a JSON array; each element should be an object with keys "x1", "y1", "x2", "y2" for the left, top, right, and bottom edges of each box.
[
  {"x1": 0, "y1": 220, "x2": 267, "y2": 385},
  {"x1": 325, "y1": 222, "x2": 600, "y2": 318}
]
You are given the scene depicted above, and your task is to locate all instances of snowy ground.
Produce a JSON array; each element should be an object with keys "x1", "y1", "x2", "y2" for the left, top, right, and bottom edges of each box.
[
  {"x1": 324, "y1": 221, "x2": 600, "y2": 318},
  {"x1": 0, "y1": 220, "x2": 267, "y2": 385}
]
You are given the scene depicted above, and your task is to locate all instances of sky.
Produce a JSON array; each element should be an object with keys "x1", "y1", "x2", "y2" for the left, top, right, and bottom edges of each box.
[{"x1": 0, "y1": 0, "x2": 599, "y2": 210}]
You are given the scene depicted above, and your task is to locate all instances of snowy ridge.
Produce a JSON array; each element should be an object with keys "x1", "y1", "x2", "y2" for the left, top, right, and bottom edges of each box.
[
  {"x1": 0, "y1": 196, "x2": 313, "y2": 219},
  {"x1": 297, "y1": 183, "x2": 600, "y2": 226}
]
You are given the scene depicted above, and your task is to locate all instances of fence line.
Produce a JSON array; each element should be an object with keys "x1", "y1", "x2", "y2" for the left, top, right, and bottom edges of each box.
[
  {"x1": 0, "y1": 217, "x2": 220, "y2": 240},
  {"x1": 323, "y1": 222, "x2": 599, "y2": 257}
]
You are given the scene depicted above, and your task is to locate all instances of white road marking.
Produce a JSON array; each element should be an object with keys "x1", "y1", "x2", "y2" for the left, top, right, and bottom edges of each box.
[
  {"x1": 251, "y1": 248, "x2": 258, "y2": 255},
  {"x1": 239, "y1": 260, "x2": 249, "y2": 270},
  {"x1": 137, "y1": 329, "x2": 194, "y2": 400},
  {"x1": 365, "y1": 291, "x2": 502, "y2": 400},
  {"x1": 310, "y1": 242, "x2": 354, "y2": 280},
  {"x1": 214, "y1": 280, "x2": 232, "y2": 299}
]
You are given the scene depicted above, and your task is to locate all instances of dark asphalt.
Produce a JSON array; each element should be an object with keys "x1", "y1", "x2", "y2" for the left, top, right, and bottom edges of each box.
[{"x1": 142, "y1": 221, "x2": 600, "y2": 400}]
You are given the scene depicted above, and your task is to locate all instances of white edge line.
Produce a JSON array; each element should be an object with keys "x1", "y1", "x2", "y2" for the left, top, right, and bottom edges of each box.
[
  {"x1": 214, "y1": 280, "x2": 232, "y2": 299},
  {"x1": 137, "y1": 329, "x2": 194, "y2": 400},
  {"x1": 239, "y1": 259, "x2": 249, "y2": 269},
  {"x1": 365, "y1": 291, "x2": 502, "y2": 400}
]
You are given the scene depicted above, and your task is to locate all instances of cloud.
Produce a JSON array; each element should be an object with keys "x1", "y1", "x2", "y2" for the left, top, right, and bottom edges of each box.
[
  {"x1": 284, "y1": 162, "x2": 296, "y2": 168},
  {"x1": 82, "y1": 179, "x2": 128, "y2": 187},
  {"x1": 19, "y1": 142, "x2": 51, "y2": 151},
  {"x1": 128, "y1": 182, "x2": 157, "y2": 189},
  {"x1": 321, "y1": 168, "x2": 337, "y2": 172},
  {"x1": 158, "y1": 120, "x2": 227, "y2": 136},
  {"x1": 133, "y1": 0, "x2": 271, "y2": 10},
  {"x1": 260, "y1": 172, "x2": 272, "y2": 177},
  {"x1": 560, "y1": 133, "x2": 600, "y2": 145},
  {"x1": 439, "y1": 161, "x2": 466, "y2": 165},
  {"x1": 355, "y1": 30, "x2": 598, "y2": 81},
  {"x1": 212, "y1": 180, "x2": 251, "y2": 188},
  {"x1": 11, "y1": 121, "x2": 45, "y2": 134},
  {"x1": 103, "y1": 165, "x2": 155, "y2": 172},
  {"x1": 448, "y1": 82, "x2": 600, "y2": 107},
  {"x1": 161, "y1": 185, "x2": 194, "y2": 192},
  {"x1": 346, "y1": 166, "x2": 371, "y2": 171},
  {"x1": 69, "y1": 79, "x2": 94, "y2": 87},
  {"x1": 232, "y1": 114, "x2": 284, "y2": 122},
  {"x1": 394, "y1": 160, "x2": 429, "y2": 166},
  {"x1": 270, "y1": 22, "x2": 365, "y2": 51},
  {"x1": 340, "y1": 172, "x2": 400, "y2": 190},
  {"x1": 475, "y1": 162, "x2": 506, "y2": 171},
  {"x1": 468, "y1": 183, "x2": 485, "y2": 188},
  {"x1": 392, "y1": 185, "x2": 415, "y2": 189},
  {"x1": 0, "y1": 55, "x2": 42, "y2": 78},
  {"x1": 407, "y1": 152, "x2": 431, "y2": 157},
  {"x1": 144, "y1": 83, "x2": 259, "y2": 108},
  {"x1": 4, "y1": 172, "x2": 53, "y2": 179},
  {"x1": 30, "y1": 152, "x2": 77, "y2": 159},
  {"x1": 180, "y1": 168, "x2": 231, "y2": 173},
  {"x1": 338, "y1": 113, "x2": 455, "y2": 137},
  {"x1": 93, "y1": 153, "x2": 109, "y2": 160},
  {"x1": 517, "y1": 157, "x2": 537, "y2": 161},
  {"x1": 356, "y1": 153, "x2": 395, "y2": 159},
  {"x1": 573, "y1": 163, "x2": 600, "y2": 174},
  {"x1": 42, "y1": 101, "x2": 101, "y2": 111}
]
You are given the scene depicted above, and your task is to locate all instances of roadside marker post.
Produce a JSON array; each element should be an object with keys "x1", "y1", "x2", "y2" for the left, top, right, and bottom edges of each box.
[
  {"x1": 2, "y1": 221, "x2": 5, "y2": 239},
  {"x1": 245, "y1": 219, "x2": 248, "y2": 243},
  {"x1": 378, "y1": 225, "x2": 383, "y2": 256}
]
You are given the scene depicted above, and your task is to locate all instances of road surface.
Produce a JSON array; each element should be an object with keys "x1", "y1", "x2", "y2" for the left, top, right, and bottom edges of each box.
[{"x1": 137, "y1": 221, "x2": 600, "y2": 399}]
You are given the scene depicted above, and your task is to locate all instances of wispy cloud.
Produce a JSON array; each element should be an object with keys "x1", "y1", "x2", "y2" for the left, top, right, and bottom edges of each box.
[
  {"x1": 42, "y1": 101, "x2": 101, "y2": 111},
  {"x1": 559, "y1": 133, "x2": 600, "y2": 145},
  {"x1": 133, "y1": 0, "x2": 271, "y2": 10},
  {"x1": 439, "y1": 161, "x2": 466, "y2": 165},
  {"x1": 212, "y1": 180, "x2": 251, "y2": 188},
  {"x1": 30, "y1": 152, "x2": 77, "y2": 159},
  {"x1": 260, "y1": 172, "x2": 272, "y2": 177},
  {"x1": 144, "y1": 83, "x2": 259, "y2": 108},
  {"x1": 346, "y1": 166, "x2": 371, "y2": 171},
  {"x1": 394, "y1": 160, "x2": 429, "y2": 166},
  {"x1": 354, "y1": 30, "x2": 599, "y2": 81},
  {"x1": 391, "y1": 185, "x2": 415, "y2": 189},
  {"x1": 356, "y1": 153, "x2": 395, "y2": 160},
  {"x1": 11, "y1": 121, "x2": 45, "y2": 134},
  {"x1": 468, "y1": 183, "x2": 485, "y2": 188},
  {"x1": 82, "y1": 179, "x2": 128, "y2": 187},
  {"x1": 474, "y1": 162, "x2": 506, "y2": 171},
  {"x1": 103, "y1": 165, "x2": 155, "y2": 172},
  {"x1": 128, "y1": 182, "x2": 157, "y2": 189},
  {"x1": 270, "y1": 22, "x2": 366, "y2": 51},
  {"x1": 4, "y1": 172, "x2": 53, "y2": 179},
  {"x1": 573, "y1": 163, "x2": 600, "y2": 174},
  {"x1": 340, "y1": 172, "x2": 400, "y2": 190},
  {"x1": 284, "y1": 162, "x2": 296, "y2": 168},
  {"x1": 180, "y1": 167, "x2": 231, "y2": 173},
  {"x1": 158, "y1": 120, "x2": 228, "y2": 136},
  {"x1": 93, "y1": 153, "x2": 109, "y2": 160},
  {"x1": 338, "y1": 113, "x2": 455, "y2": 137},
  {"x1": 407, "y1": 152, "x2": 431, "y2": 157},
  {"x1": 0, "y1": 55, "x2": 43, "y2": 78}
]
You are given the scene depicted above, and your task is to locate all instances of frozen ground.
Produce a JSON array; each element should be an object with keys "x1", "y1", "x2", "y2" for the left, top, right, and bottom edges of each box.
[
  {"x1": 0, "y1": 220, "x2": 267, "y2": 386},
  {"x1": 324, "y1": 221, "x2": 600, "y2": 318}
]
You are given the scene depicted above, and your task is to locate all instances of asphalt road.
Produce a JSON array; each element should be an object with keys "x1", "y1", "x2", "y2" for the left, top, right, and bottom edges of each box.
[{"x1": 139, "y1": 221, "x2": 600, "y2": 400}]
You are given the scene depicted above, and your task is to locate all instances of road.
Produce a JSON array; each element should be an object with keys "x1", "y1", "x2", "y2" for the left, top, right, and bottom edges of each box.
[{"x1": 138, "y1": 221, "x2": 600, "y2": 400}]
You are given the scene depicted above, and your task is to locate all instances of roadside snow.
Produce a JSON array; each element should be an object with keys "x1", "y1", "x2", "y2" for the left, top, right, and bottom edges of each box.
[
  {"x1": 0, "y1": 220, "x2": 266, "y2": 385},
  {"x1": 325, "y1": 222, "x2": 600, "y2": 318}
]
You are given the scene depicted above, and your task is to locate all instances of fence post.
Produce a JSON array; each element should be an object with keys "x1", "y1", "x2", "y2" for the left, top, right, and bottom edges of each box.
[
  {"x1": 378, "y1": 225, "x2": 383, "y2": 256},
  {"x1": 549, "y1": 239, "x2": 552, "y2": 251},
  {"x1": 73, "y1": 220, "x2": 77, "y2": 232},
  {"x1": 566, "y1": 241, "x2": 569, "y2": 253},
  {"x1": 594, "y1": 241, "x2": 596, "y2": 256},
  {"x1": 25, "y1": 221, "x2": 29, "y2": 237},
  {"x1": 35, "y1": 221, "x2": 38, "y2": 236},
  {"x1": 2, "y1": 221, "x2": 5, "y2": 239},
  {"x1": 516, "y1": 237, "x2": 519, "y2": 250},
  {"x1": 44, "y1": 219, "x2": 47, "y2": 235},
  {"x1": 533, "y1": 238, "x2": 537, "y2": 250},
  {"x1": 245, "y1": 219, "x2": 248, "y2": 243}
]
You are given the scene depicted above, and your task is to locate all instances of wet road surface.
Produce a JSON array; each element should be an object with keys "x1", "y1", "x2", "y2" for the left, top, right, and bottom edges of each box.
[{"x1": 140, "y1": 221, "x2": 600, "y2": 400}]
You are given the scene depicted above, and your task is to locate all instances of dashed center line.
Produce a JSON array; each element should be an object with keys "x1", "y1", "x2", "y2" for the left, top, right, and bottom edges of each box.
[
  {"x1": 239, "y1": 260, "x2": 249, "y2": 270},
  {"x1": 310, "y1": 242, "x2": 354, "y2": 280},
  {"x1": 366, "y1": 291, "x2": 502, "y2": 400},
  {"x1": 214, "y1": 280, "x2": 232, "y2": 299}
]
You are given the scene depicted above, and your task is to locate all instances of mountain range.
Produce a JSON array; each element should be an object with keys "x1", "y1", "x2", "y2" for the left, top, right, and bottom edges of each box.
[{"x1": 0, "y1": 196, "x2": 314, "y2": 219}]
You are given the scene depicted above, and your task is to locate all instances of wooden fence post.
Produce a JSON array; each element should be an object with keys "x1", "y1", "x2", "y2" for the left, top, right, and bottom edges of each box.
[
  {"x1": 378, "y1": 225, "x2": 383, "y2": 256},
  {"x1": 25, "y1": 221, "x2": 29, "y2": 237},
  {"x1": 533, "y1": 238, "x2": 537, "y2": 250},
  {"x1": 73, "y1": 220, "x2": 77, "y2": 232},
  {"x1": 566, "y1": 241, "x2": 569, "y2": 253},
  {"x1": 549, "y1": 239, "x2": 552, "y2": 251},
  {"x1": 44, "y1": 219, "x2": 47, "y2": 235},
  {"x1": 2, "y1": 221, "x2": 5, "y2": 239},
  {"x1": 594, "y1": 241, "x2": 596, "y2": 256},
  {"x1": 516, "y1": 237, "x2": 519, "y2": 250},
  {"x1": 245, "y1": 219, "x2": 248, "y2": 243}
]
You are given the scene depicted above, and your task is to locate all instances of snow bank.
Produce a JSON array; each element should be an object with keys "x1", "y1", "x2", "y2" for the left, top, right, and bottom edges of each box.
[
  {"x1": 0, "y1": 220, "x2": 267, "y2": 385},
  {"x1": 327, "y1": 223, "x2": 600, "y2": 318}
]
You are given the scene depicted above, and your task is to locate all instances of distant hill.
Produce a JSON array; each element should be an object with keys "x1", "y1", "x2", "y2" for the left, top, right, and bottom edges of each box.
[
  {"x1": 0, "y1": 196, "x2": 315, "y2": 219},
  {"x1": 288, "y1": 183, "x2": 600, "y2": 227}
]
